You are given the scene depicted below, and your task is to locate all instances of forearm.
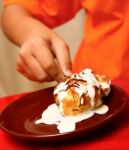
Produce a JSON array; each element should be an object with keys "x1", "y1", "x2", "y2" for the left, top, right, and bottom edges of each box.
[{"x1": 1, "y1": 4, "x2": 50, "y2": 46}]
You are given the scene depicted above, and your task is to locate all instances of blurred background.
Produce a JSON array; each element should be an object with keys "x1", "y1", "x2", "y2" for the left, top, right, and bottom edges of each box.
[{"x1": 0, "y1": 2, "x2": 84, "y2": 97}]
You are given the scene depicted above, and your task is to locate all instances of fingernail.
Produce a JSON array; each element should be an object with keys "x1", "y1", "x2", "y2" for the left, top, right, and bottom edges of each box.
[{"x1": 64, "y1": 70, "x2": 72, "y2": 77}]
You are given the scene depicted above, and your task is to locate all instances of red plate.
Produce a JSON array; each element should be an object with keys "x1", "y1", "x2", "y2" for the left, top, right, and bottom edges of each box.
[{"x1": 0, "y1": 85, "x2": 128, "y2": 142}]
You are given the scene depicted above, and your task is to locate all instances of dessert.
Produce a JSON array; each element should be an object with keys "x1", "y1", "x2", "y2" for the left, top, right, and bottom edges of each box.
[
  {"x1": 53, "y1": 68, "x2": 111, "y2": 116},
  {"x1": 35, "y1": 68, "x2": 111, "y2": 133}
]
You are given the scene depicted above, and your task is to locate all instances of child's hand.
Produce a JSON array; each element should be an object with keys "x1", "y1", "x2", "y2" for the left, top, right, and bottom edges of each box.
[
  {"x1": 16, "y1": 30, "x2": 72, "y2": 82},
  {"x1": 2, "y1": 5, "x2": 72, "y2": 83}
]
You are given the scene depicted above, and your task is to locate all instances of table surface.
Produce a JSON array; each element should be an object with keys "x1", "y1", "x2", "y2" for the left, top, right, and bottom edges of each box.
[{"x1": 0, "y1": 79, "x2": 129, "y2": 150}]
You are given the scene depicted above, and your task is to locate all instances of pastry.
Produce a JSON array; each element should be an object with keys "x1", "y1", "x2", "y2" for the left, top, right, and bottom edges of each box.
[{"x1": 53, "y1": 68, "x2": 111, "y2": 116}]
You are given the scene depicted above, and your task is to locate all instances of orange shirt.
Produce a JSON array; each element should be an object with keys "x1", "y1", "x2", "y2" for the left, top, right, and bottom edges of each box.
[{"x1": 3, "y1": 0, "x2": 129, "y2": 80}]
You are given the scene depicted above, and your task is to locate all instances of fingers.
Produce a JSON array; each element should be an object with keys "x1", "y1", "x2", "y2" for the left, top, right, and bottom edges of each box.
[
  {"x1": 16, "y1": 54, "x2": 53, "y2": 82},
  {"x1": 51, "y1": 35, "x2": 72, "y2": 77},
  {"x1": 17, "y1": 37, "x2": 65, "y2": 82},
  {"x1": 32, "y1": 38, "x2": 65, "y2": 82},
  {"x1": 16, "y1": 55, "x2": 39, "y2": 82},
  {"x1": 17, "y1": 35, "x2": 72, "y2": 83}
]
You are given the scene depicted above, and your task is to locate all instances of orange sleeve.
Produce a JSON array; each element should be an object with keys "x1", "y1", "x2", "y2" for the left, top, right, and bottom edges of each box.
[{"x1": 3, "y1": 0, "x2": 81, "y2": 28}]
